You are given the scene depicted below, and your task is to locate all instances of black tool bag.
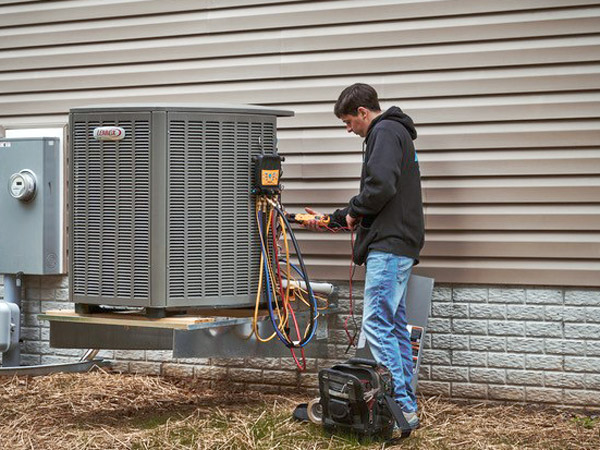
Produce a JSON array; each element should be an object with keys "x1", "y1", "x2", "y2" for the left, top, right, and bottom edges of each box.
[{"x1": 318, "y1": 357, "x2": 412, "y2": 440}]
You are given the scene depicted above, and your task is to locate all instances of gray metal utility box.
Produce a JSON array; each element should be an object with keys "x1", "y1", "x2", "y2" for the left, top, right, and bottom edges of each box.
[
  {"x1": 0, "y1": 138, "x2": 63, "y2": 275},
  {"x1": 69, "y1": 104, "x2": 293, "y2": 312}
]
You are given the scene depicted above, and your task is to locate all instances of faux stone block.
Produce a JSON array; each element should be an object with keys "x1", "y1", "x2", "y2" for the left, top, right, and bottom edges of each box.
[
  {"x1": 195, "y1": 366, "x2": 228, "y2": 380},
  {"x1": 544, "y1": 373, "x2": 585, "y2": 389},
  {"x1": 431, "y1": 303, "x2": 468, "y2": 319},
  {"x1": 545, "y1": 340, "x2": 585, "y2": 356},
  {"x1": 431, "y1": 367, "x2": 469, "y2": 382},
  {"x1": 488, "y1": 320, "x2": 526, "y2": 337},
  {"x1": 488, "y1": 352, "x2": 525, "y2": 369},
  {"x1": 489, "y1": 288, "x2": 526, "y2": 304},
  {"x1": 419, "y1": 381, "x2": 451, "y2": 397},
  {"x1": 432, "y1": 334, "x2": 469, "y2": 350},
  {"x1": 130, "y1": 362, "x2": 161, "y2": 376},
  {"x1": 506, "y1": 370, "x2": 544, "y2": 386},
  {"x1": 469, "y1": 304, "x2": 506, "y2": 320},
  {"x1": 506, "y1": 305, "x2": 544, "y2": 321},
  {"x1": 422, "y1": 350, "x2": 451, "y2": 365},
  {"x1": 525, "y1": 355, "x2": 563, "y2": 371},
  {"x1": 452, "y1": 287, "x2": 488, "y2": 303},
  {"x1": 565, "y1": 290, "x2": 600, "y2": 306},
  {"x1": 564, "y1": 324, "x2": 600, "y2": 340},
  {"x1": 162, "y1": 363, "x2": 194, "y2": 378},
  {"x1": 471, "y1": 336, "x2": 506, "y2": 352},
  {"x1": 228, "y1": 368, "x2": 263, "y2": 383},
  {"x1": 489, "y1": 385, "x2": 526, "y2": 401},
  {"x1": 470, "y1": 368, "x2": 506, "y2": 384},
  {"x1": 563, "y1": 390, "x2": 600, "y2": 406},
  {"x1": 452, "y1": 319, "x2": 488, "y2": 335},
  {"x1": 525, "y1": 322, "x2": 562, "y2": 338},
  {"x1": 526, "y1": 387, "x2": 563, "y2": 403},
  {"x1": 452, "y1": 351, "x2": 487, "y2": 367},
  {"x1": 544, "y1": 306, "x2": 587, "y2": 322},
  {"x1": 506, "y1": 338, "x2": 544, "y2": 354},
  {"x1": 526, "y1": 289, "x2": 563, "y2": 305},
  {"x1": 564, "y1": 356, "x2": 600, "y2": 373},
  {"x1": 431, "y1": 287, "x2": 452, "y2": 302},
  {"x1": 452, "y1": 382, "x2": 487, "y2": 399}
]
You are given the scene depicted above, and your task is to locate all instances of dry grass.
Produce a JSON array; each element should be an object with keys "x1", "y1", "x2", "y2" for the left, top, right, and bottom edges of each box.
[{"x1": 0, "y1": 369, "x2": 598, "y2": 450}]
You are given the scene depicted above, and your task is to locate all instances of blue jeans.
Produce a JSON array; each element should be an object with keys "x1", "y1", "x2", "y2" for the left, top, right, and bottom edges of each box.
[{"x1": 362, "y1": 251, "x2": 417, "y2": 412}]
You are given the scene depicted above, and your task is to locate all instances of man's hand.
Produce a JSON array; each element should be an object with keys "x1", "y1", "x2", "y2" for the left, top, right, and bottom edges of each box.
[
  {"x1": 302, "y1": 207, "x2": 326, "y2": 232},
  {"x1": 346, "y1": 214, "x2": 357, "y2": 230}
]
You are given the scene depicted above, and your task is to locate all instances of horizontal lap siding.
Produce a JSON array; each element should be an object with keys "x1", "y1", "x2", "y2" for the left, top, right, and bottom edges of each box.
[{"x1": 1, "y1": 0, "x2": 599, "y2": 286}]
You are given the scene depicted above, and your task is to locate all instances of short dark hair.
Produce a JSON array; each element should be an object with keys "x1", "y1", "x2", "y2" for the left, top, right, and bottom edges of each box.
[{"x1": 334, "y1": 83, "x2": 381, "y2": 118}]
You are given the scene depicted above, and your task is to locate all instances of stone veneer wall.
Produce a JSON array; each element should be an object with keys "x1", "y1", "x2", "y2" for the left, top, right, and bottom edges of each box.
[{"x1": 1, "y1": 276, "x2": 599, "y2": 408}]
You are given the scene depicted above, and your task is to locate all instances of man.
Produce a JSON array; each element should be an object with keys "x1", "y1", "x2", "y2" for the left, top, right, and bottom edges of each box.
[{"x1": 304, "y1": 83, "x2": 425, "y2": 429}]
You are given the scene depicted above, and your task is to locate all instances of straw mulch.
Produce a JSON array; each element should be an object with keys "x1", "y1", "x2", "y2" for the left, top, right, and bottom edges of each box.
[{"x1": 0, "y1": 369, "x2": 598, "y2": 450}]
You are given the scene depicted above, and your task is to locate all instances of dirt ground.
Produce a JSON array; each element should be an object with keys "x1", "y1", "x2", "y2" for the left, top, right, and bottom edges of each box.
[{"x1": 0, "y1": 370, "x2": 598, "y2": 450}]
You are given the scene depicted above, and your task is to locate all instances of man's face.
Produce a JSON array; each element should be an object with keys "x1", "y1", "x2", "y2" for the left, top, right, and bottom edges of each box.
[{"x1": 340, "y1": 107, "x2": 370, "y2": 138}]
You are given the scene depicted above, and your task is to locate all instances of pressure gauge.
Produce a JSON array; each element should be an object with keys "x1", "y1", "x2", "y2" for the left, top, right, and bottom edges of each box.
[{"x1": 9, "y1": 169, "x2": 37, "y2": 202}]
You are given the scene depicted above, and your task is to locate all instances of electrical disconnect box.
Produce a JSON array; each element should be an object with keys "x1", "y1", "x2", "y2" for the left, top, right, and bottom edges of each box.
[
  {"x1": 69, "y1": 104, "x2": 293, "y2": 313},
  {"x1": 0, "y1": 138, "x2": 63, "y2": 275}
]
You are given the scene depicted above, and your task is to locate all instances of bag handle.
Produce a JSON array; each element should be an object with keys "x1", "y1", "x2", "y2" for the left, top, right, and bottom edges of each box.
[{"x1": 347, "y1": 357, "x2": 378, "y2": 367}]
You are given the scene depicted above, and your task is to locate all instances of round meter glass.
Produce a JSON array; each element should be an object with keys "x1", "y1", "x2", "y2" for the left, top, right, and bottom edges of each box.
[{"x1": 9, "y1": 170, "x2": 37, "y2": 201}]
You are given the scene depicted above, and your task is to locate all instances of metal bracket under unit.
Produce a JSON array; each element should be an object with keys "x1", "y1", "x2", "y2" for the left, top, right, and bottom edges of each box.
[{"x1": 39, "y1": 307, "x2": 340, "y2": 359}]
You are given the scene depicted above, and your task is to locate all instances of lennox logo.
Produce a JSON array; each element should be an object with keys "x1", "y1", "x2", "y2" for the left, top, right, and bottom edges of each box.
[{"x1": 93, "y1": 126, "x2": 125, "y2": 141}]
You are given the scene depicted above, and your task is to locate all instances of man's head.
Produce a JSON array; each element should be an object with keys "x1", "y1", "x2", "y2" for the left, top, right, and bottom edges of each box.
[{"x1": 334, "y1": 83, "x2": 382, "y2": 138}]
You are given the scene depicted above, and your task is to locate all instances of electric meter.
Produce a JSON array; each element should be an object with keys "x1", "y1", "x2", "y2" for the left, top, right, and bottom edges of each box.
[
  {"x1": 9, "y1": 169, "x2": 37, "y2": 202},
  {"x1": 0, "y1": 137, "x2": 63, "y2": 275}
]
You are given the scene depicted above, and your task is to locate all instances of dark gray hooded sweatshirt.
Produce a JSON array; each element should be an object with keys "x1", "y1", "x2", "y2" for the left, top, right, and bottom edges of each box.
[{"x1": 330, "y1": 106, "x2": 425, "y2": 265}]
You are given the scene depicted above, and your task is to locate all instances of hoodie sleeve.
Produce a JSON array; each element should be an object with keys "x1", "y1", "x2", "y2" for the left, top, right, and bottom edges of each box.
[
  {"x1": 348, "y1": 126, "x2": 402, "y2": 218},
  {"x1": 329, "y1": 206, "x2": 349, "y2": 228}
]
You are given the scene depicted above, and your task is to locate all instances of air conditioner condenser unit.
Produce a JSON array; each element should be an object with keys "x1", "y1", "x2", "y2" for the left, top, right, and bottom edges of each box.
[{"x1": 69, "y1": 104, "x2": 293, "y2": 316}]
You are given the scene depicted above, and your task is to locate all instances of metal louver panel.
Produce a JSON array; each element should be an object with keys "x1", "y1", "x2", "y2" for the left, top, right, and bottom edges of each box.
[
  {"x1": 72, "y1": 121, "x2": 89, "y2": 297},
  {"x1": 71, "y1": 116, "x2": 151, "y2": 303},
  {"x1": 167, "y1": 120, "x2": 187, "y2": 299},
  {"x1": 167, "y1": 115, "x2": 274, "y2": 304},
  {"x1": 132, "y1": 121, "x2": 151, "y2": 299},
  {"x1": 203, "y1": 120, "x2": 222, "y2": 298}
]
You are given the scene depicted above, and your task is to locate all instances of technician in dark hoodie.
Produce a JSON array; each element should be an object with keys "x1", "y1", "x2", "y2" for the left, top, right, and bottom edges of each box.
[{"x1": 304, "y1": 83, "x2": 424, "y2": 429}]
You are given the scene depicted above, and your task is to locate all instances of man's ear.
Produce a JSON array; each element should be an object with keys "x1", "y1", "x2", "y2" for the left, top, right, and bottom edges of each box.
[{"x1": 357, "y1": 106, "x2": 369, "y2": 119}]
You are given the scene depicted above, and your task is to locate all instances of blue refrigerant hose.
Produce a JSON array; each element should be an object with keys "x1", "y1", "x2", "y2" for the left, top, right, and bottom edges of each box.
[
  {"x1": 273, "y1": 204, "x2": 319, "y2": 346},
  {"x1": 257, "y1": 207, "x2": 318, "y2": 348}
]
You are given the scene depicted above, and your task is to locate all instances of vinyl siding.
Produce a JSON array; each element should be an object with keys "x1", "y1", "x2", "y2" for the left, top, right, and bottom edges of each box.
[{"x1": 1, "y1": 0, "x2": 599, "y2": 286}]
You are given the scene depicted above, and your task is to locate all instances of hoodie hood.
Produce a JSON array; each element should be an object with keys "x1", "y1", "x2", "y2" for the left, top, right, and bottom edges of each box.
[{"x1": 367, "y1": 106, "x2": 417, "y2": 141}]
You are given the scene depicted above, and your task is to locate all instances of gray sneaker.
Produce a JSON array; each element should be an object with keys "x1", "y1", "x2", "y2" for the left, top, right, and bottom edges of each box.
[{"x1": 402, "y1": 410, "x2": 420, "y2": 429}]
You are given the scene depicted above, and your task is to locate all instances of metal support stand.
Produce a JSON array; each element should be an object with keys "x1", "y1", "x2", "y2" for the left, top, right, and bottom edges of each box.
[
  {"x1": 2, "y1": 273, "x2": 22, "y2": 367},
  {"x1": 42, "y1": 308, "x2": 340, "y2": 359}
]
